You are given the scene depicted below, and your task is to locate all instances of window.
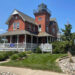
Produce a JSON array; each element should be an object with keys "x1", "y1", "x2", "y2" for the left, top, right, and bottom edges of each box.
[
  {"x1": 15, "y1": 16, "x2": 18, "y2": 19},
  {"x1": 17, "y1": 22, "x2": 20, "y2": 29},
  {"x1": 38, "y1": 25, "x2": 41, "y2": 32},
  {"x1": 52, "y1": 28, "x2": 55, "y2": 34},
  {"x1": 38, "y1": 17, "x2": 42, "y2": 21},
  {"x1": 33, "y1": 26, "x2": 35, "y2": 31},
  {"x1": 46, "y1": 25, "x2": 48, "y2": 32},
  {"x1": 13, "y1": 23, "x2": 16, "y2": 30},
  {"x1": 29, "y1": 25, "x2": 31, "y2": 31},
  {"x1": 46, "y1": 19, "x2": 49, "y2": 22}
]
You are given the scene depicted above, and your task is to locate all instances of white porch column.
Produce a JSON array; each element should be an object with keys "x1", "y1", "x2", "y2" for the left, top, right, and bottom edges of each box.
[
  {"x1": 47, "y1": 36, "x2": 48, "y2": 43},
  {"x1": 10, "y1": 36, "x2": 12, "y2": 43},
  {"x1": 17, "y1": 35, "x2": 19, "y2": 49},
  {"x1": 17, "y1": 35, "x2": 19, "y2": 43},
  {"x1": 31, "y1": 35, "x2": 33, "y2": 50},
  {"x1": 25, "y1": 34, "x2": 26, "y2": 50},
  {"x1": 50, "y1": 37, "x2": 51, "y2": 43}
]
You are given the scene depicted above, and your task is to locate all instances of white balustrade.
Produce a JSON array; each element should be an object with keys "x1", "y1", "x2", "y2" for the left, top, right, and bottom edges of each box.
[{"x1": 0, "y1": 43, "x2": 38, "y2": 51}]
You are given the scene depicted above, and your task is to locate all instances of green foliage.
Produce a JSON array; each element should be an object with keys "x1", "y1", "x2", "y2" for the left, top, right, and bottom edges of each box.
[
  {"x1": 26, "y1": 51, "x2": 32, "y2": 54},
  {"x1": 0, "y1": 54, "x2": 67, "y2": 72},
  {"x1": 18, "y1": 52, "x2": 26, "y2": 58},
  {"x1": 0, "y1": 54, "x2": 5, "y2": 61},
  {"x1": 52, "y1": 41, "x2": 72, "y2": 53},
  {"x1": 35, "y1": 47, "x2": 42, "y2": 53},
  {"x1": 0, "y1": 51, "x2": 18, "y2": 61},
  {"x1": 10, "y1": 54, "x2": 20, "y2": 60},
  {"x1": 62, "y1": 24, "x2": 72, "y2": 41},
  {"x1": 11, "y1": 52, "x2": 27, "y2": 60}
]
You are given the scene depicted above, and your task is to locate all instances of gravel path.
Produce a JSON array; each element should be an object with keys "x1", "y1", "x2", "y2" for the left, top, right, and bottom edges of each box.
[
  {"x1": 58, "y1": 57, "x2": 75, "y2": 75},
  {"x1": 0, "y1": 66, "x2": 68, "y2": 75}
]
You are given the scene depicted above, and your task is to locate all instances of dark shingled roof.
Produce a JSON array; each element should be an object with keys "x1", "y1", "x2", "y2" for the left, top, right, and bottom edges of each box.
[{"x1": 6, "y1": 10, "x2": 38, "y2": 25}]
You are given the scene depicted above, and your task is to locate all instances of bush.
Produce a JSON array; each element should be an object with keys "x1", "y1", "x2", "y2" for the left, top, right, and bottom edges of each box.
[
  {"x1": 18, "y1": 52, "x2": 26, "y2": 58},
  {"x1": 10, "y1": 54, "x2": 20, "y2": 60},
  {"x1": 26, "y1": 51, "x2": 32, "y2": 54},
  {"x1": 35, "y1": 47, "x2": 42, "y2": 53},
  {"x1": 6, "y1": 51, "x2": 18, "y2": 57},
  {"x1": 0, "y1": 54, "x2": 5, "y2": 61},
  {"x1": 0, "y1": 51, "x2": 18, "y2": 61},
  {"x1": 52, "y1": 41, "x2": 69, "y2": 54}
]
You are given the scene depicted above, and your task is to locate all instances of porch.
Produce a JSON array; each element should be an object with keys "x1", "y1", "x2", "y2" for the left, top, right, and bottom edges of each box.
[
  {"x1": 0, "y1": 34, "x2": 38, "y2": 51},
  {"x1": 0, "y1": 30, "x2": 56, "y2": 51}
]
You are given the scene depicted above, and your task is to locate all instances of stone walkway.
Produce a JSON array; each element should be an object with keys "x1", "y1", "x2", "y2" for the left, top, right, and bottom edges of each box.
[{"x1": 0, "y1": 66, "x2": 68, "y2": 75}]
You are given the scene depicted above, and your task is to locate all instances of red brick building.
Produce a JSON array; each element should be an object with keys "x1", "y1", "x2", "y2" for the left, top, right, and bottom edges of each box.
[{"x1": 0, "y1": 3, "x2": 59, "y2": 50}]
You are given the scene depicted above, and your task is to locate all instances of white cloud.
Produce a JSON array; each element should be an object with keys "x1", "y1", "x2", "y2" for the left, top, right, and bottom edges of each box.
[{"x1": 0, "y1": 29, "x2": 5, "y2": 32}]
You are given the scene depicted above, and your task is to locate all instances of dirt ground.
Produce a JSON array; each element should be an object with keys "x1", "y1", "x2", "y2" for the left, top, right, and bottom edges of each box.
[{"x1": 0, "y1": 66, "x2": 68, "y2": 75}]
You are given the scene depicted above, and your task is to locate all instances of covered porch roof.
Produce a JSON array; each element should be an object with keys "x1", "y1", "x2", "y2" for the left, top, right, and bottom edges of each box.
[
  {"x1": 0, "y1": 30, "x2": 55, "y2": 38},
  {"x1": 37, "y1": 32, "x2": 54, "y2": 37},
  {"x1": 0, "y1": 30, "x2": 37, "y2": 37}
]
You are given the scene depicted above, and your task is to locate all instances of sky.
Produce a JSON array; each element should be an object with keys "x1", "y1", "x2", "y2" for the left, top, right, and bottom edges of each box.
[{"x1": 0, "y1": 0, "x2": 75, "y2": 34}]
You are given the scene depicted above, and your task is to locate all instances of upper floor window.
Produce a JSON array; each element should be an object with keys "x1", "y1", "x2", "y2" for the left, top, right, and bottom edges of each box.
[
  {"x1": 52, "y1": 28, "x2": 55, "y2": 34},
  {"x1": 38, "y1": 17, "x2": 42, "y2": 21},
  {"x1": 13, "y1": 22, "x2": 20, "y2": 30},
  {"x1": 46, "y1": 18, "x2": 49, "y2": 22},
  {"x1": 15, "y1": 16, "x2": 18, "y2": 19},
  {"x1": 33, "y1": 26, "x2": 35, "y2": 31},
  {"x1": 38, "y1": 25, "x2": 41, "y2": 32},
  {"x1": 13, "y1": 23, "x2": 16, "y2": 30},
  {"x1": 29, "y1": 25, "x2": 31, "y2": 31},
  {"x1": 46, "y1": 25, "x2": 48, "y2": 32},
  {"x1": 17, "y1": 22, "x2": 20, "y2": 29}
]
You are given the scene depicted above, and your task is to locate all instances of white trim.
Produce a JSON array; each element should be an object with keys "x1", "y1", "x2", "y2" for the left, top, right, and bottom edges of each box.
[
  {"x1": 12, "y1": 10, "x2": 19, "y2": 15},
  {"x1": 47, "y1": 36, "x2": 48, "y2": 43},
  {"x1": 31, "y1": 35, "x2": 33, "y2": 50},
  {"x1": 10, "y1": 36, "x2": 12, "y2": 43}
]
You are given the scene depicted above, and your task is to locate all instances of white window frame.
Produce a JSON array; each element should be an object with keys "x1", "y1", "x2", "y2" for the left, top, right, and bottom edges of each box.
[
  {"x1": 38, "y1": 17, "x2": 42, "y2": 21},
  {"x1": 46, "y1": 25, "x2": 48, "y2": 32},
  {"x1": 29, "y1": 25, "x2": 31, "y2": 31},
  {"x1": 15, "y1": 16, "x2": 18, "y2": 19},
  {"x1": 13, "y1": 23, "x2": 16, "y2": 30},
  {"x1": 38, "y1": 25, "x2": 41, "y2": 32},
  {"x1": 52, "y1": 28, "x2": 55, "y2": 34},
  {"x1": 17, "y1": 22, "x2": 20, "y2": 29}
]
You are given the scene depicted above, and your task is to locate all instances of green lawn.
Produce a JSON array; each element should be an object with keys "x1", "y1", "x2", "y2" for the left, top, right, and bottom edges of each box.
[{"x1": 0, "y1": 53, "x2": 67, "y2": 72}]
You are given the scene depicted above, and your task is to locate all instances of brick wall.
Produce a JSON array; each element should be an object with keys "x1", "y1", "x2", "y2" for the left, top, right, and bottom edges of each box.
[{"x1": 8, "y1": 15, "x2": 25, "y2": 31}]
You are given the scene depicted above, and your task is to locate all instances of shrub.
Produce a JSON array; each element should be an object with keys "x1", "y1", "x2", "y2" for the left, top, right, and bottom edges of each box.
[
  {"x1": 18, "y1": 52, "x2": 26, "y2": 58},
  {"x1": 10, "y1": 54, "x2": 20, "y2": 60},
  {"x1": 52, "y1": 41, "x2": 69, "y2": 54},
  {"x1": 0, "y1": 54, "x2": 4, "y2": 61},
  {"x1": 35, "y1": 47, "x2": 42, "y2": 53},
  {"x1": 6, "y1": 51, "x2": 18, "y2": 57},
  {"x1": 26, "y1": 51, "x2": 32, "y2": 54}
]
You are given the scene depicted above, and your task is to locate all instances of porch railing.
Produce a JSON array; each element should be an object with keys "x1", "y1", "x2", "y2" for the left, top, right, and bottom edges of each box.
[{"x1": 0, "y1": 43, "x2": 38, "y2": 51}]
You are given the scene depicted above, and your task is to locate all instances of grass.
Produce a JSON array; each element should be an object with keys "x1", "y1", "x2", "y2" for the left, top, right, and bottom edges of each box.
[{"x1": 0, "y1": 53, "x2": 67, "y2": 72}]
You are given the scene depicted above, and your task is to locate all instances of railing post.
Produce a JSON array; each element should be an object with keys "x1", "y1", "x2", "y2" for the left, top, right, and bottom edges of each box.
[
  {"x1": 31, "y1": 35, "x2": 33, "y2": 50},
  {"x1": 47, "y1": 36, "x2": 48, "y2": 43},
  {"x1": 25, "y1": 34, "x2": 26, "y2": 51},
  {"x1": 17, "y1": 35, "x2": 19, "y2": 50}
]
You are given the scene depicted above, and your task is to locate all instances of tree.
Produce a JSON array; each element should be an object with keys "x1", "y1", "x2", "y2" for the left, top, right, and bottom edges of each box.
[
  {"x1": 62, "y1": 24, "x2": 72, "y2": 52},
  {"x1": 62, "y1": 24, "x2": 72, "y2": 41}
]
